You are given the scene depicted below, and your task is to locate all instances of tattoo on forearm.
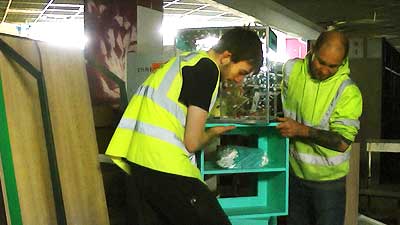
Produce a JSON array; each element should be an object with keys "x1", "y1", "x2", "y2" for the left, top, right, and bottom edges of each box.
[{"x1": 308, "y1": 127, "x2": 349, "y2": 151}]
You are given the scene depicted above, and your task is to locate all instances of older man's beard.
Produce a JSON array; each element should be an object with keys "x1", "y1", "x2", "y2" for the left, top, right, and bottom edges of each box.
[
  {"x1": 309, "y1": 63, "x2": 321, "y2": 80},
  {"x1": 310, "y1": 67, "x2": 320, "y2": 80}
]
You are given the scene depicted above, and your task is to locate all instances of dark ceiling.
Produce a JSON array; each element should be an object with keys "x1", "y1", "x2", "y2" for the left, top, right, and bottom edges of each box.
[{"x1": 272, "y1": 0, "x2": 400, "y2": 50}]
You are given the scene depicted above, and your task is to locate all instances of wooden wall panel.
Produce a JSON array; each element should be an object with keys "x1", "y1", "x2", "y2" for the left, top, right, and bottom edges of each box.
[
  {"x1": 0, "y1": 34, "x2": 109, "y2": 225},
  {"x1": 38, "y1": 42, "x2": 109, "y2": 225},
  {"x1": 0, "y1": 35, "x2": 57, "y2": 225}
]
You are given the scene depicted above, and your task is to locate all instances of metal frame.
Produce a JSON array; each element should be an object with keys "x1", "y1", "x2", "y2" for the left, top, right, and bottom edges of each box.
[{"x1": 366, "y1": 139, "x2": 400, "y2": 179}]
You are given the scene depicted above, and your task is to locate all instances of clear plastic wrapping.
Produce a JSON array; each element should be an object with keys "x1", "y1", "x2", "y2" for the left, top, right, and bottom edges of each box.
[{"x1": 216, "y1": 145, "x2": 269, "y2": 169}]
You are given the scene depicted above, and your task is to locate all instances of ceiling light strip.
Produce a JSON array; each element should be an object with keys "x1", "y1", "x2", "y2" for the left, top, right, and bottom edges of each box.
[
  {"x1": 34, "y1": 0, "x2": 55, "y2": 23},
  {"x1": 163, "y1": 0, "x2": 180, "y2": 8},
  {"x1": 1, "y1": 0, "x2": 13, "y2": 23},
  {"x1": 180, "y1": 4, "x2": 209, "y2": 17},
  {"x1": 165, "y1": 2, "x2": 206, "y2": 7},
  {"x1": 50, "y1": 3, "x2": 84, "y2": 8},
  {"x1": 68, "y1": 5, "x2": 84, "y2": 21},
  {"x1": 207, "y1": 12, "x2": 228, "y2": 20}
]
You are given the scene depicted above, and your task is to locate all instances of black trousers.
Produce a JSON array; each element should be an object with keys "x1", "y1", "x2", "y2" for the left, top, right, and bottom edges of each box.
[
  {"x1": 126, "y1": 162, "x2": 231, "y2": 225},
  {"x1": 287, "y1": 175, "x2": 346, "y2": 225}
]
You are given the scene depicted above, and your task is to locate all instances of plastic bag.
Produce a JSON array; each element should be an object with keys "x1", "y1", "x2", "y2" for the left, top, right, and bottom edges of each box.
[{"x1": 216, "y1": 145, "x2": 269, "y2": 169}]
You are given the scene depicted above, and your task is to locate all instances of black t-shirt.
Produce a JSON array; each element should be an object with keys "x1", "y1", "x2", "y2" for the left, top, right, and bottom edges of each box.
[{"x1": 178, "y1": 58, "x2": 219, "y2": 112}]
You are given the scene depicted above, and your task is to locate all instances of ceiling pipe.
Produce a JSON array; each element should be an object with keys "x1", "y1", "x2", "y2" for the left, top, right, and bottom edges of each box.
[{"x1": 1, "y1": 0, "x2": 13, "y2": 23}]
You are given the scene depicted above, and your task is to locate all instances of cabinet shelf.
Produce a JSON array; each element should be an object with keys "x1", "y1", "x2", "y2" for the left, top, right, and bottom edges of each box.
[
  {"x1": 230, "y1": 217, "x2": 277, "y2": 225},
  {"x1": 216, "y1": 172, "x2": 287, "y2": 217},
  {"x1": 226, "y1": 206, "x2": 286, "y2": 218},
  {"x1": 206, "y1": 122, "x2": 278, "y2": 127},
  {"x1": 202, "y1": 161, "x2": 286, "y2": 174}
]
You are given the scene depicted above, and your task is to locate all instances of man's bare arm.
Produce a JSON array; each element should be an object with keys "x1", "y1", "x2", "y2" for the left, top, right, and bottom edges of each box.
[{"x1": 185, "y1": 105, "x2": 235, "y2": 153}]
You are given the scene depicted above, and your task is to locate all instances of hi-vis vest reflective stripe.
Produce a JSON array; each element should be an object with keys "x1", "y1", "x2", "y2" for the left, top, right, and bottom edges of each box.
[
  {"x1": 105, "y1": 51, "x2": 219, "y2": 179},
  {"x1": 282, "y1": 58, "x2": 359, "y2": 180}
]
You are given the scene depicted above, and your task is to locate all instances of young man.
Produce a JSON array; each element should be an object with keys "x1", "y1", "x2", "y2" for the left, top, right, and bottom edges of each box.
[
  {"x1": 106, "y1": 27, "x2": 263, "y2": 225},
  {"x1": 277, "y1": 31, "x2": 362, "y2": 225}
]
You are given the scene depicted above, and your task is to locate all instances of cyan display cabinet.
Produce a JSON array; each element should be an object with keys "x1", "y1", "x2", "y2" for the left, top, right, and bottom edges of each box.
[{"x1": 200, "y1": 122, "x2": 289, "y2": 225}]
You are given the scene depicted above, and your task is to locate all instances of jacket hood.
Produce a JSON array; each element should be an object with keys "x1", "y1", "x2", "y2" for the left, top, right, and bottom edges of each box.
[{"x1": 296, "y1": 54, "x2": 351, "y2": 126}]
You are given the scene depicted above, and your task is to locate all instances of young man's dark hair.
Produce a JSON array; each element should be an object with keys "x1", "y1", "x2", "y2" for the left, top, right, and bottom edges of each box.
[{"x1": 213, "y1": 27, "x2": 263, "y2": 74}]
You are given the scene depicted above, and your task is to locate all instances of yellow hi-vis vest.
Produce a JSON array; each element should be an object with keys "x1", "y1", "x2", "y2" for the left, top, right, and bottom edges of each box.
[
  {"x1": 105, "y1": 51, "x2": 219, "y2": 180},
  {"x1": 281, "y1": 55, "x2": 362, "y2": 181}
]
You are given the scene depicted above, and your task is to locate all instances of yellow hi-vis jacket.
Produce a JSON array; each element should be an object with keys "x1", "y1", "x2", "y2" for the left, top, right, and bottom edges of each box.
[
  {"x1": 281, "y1": 55, "x2": 362, "y2": 181},
  {"x1": 106, "y1": 51, "x2": 220, "y2": 180}
]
